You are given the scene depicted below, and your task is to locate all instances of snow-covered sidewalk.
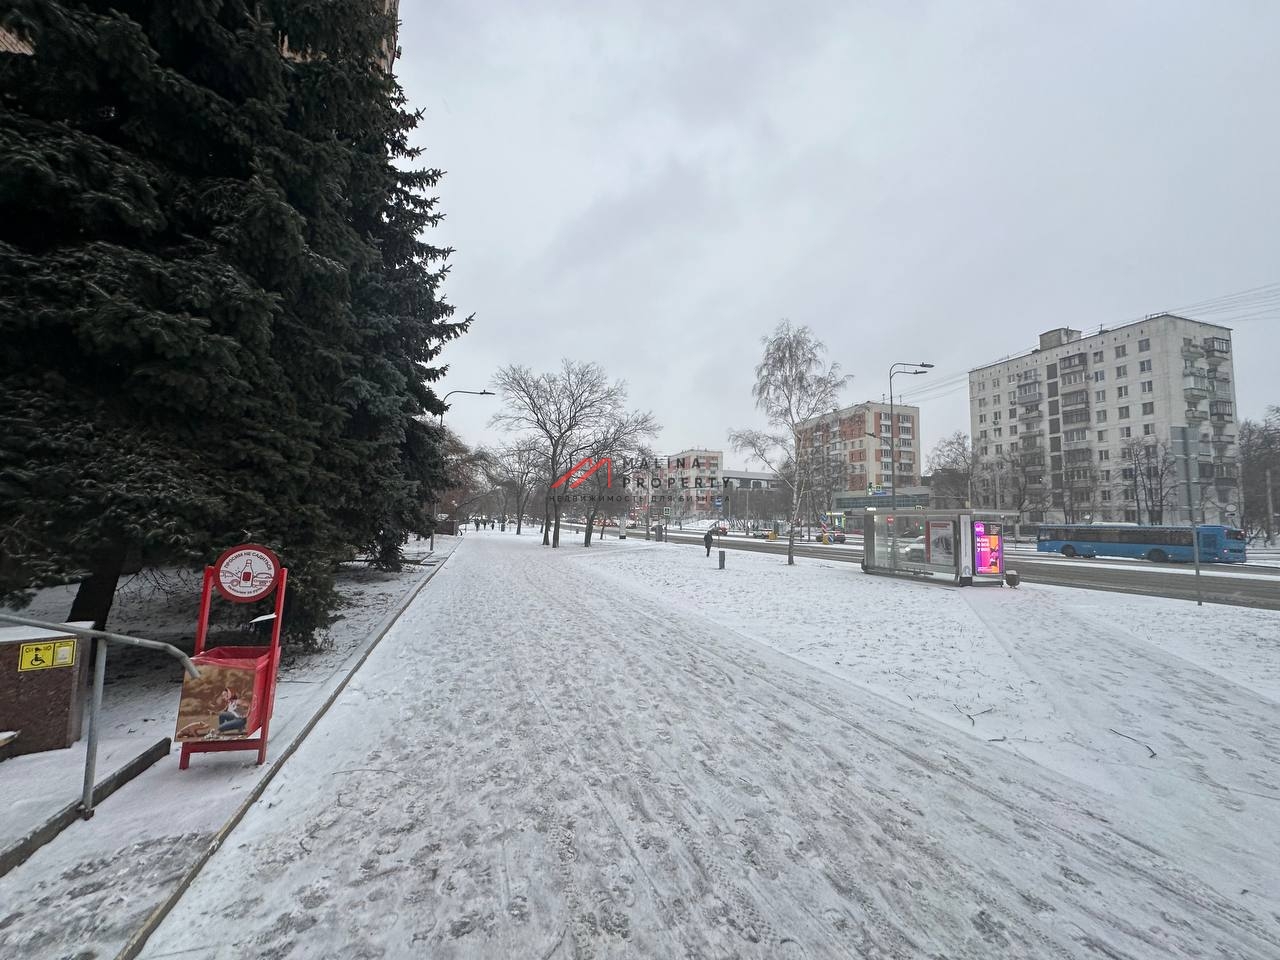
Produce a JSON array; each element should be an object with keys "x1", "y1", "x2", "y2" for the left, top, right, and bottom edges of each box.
[
  {"x1": 0, "y1": 539, "x2": 457, "y2": 960},
  {"x1": 139, "y1": 534, "x2": 1279, "y2": 959}
]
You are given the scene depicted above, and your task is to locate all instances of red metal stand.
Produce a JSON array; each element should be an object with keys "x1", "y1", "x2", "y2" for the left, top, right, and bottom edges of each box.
[{"x1": 179, "y1": 565, "x2": 287, "y2": 769}]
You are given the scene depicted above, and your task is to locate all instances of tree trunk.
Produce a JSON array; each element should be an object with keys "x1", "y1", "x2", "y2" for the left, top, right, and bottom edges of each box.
[
  {"x1": 67, "y1": 542, "x2": 129, "y2": 630},
  {"x1": 515, "y1": 492, "x2": 528, "y2": 534},
  {"x1": 542, "y1": 500, "x2": 551, "y2": 545},
  {"x1": 553, "y1": 502, "x2": 562, "y2": 547},
  {"x1": 584, "y1": 507, "x2": 596, "y2": 546}
]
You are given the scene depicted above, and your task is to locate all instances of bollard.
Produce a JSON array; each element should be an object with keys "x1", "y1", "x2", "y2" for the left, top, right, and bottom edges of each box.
[{"x1": 718, "y1": 549, "x2": 725, "y2": 570}]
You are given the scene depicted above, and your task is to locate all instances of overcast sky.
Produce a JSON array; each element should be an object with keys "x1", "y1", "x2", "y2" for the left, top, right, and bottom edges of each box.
[{"x1": 396, "y1": 0, "x2": 1279, "y2": 467}]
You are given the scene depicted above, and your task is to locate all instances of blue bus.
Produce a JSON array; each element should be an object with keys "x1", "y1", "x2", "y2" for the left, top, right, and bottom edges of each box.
[{"x1": 1036, "y1": 524, "x2": 1247, "y2": 563}]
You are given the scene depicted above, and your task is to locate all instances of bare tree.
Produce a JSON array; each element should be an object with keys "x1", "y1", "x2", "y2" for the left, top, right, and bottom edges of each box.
[
  {"x1": 491, "y1": 361, "x2": 656, "y2": 548},
  {"x1": 1124, "y1": 438, "x2": 1179, "y2": 525},
  {"x1": 927, "y1": 431, "x2": 975, "y2": 508},
  {"x1": 1239, "y1": 408, "x2": 1279, "y2": 543},
  {"x1": 489, "y1": 438, "x2": 542, "y2": 535},
  {"x1": 728, "y1": 321, "x2": 849, "y2": 565}
]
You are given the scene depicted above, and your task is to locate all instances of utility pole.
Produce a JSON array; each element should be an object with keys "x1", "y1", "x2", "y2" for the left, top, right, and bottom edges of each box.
[
  {"x1": 1176, "y1": 427, "x2": 1203, "y2": 606},
  {"x1": 1267, "y1": 467, "x2": 1275, "y2": 545}
]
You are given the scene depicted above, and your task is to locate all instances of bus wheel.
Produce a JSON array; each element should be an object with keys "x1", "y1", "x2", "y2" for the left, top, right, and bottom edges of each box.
[
  {"x1": 1061, "y1": 545, "x2": 1076, "y2": 558},
  {"x1": 1148, "y1": 549, "x2": 1167, "y2": 563}
]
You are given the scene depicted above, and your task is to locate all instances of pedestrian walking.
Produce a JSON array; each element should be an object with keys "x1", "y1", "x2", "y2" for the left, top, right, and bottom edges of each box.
[{"x1": 704, "y1": 529, "x2": 714, "y2": 557}]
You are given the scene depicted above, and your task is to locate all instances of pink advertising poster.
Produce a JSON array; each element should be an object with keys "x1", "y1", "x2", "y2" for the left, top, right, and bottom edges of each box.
[{"x1": 972, "y1": 520, "x2": 1003, "y2": 575}]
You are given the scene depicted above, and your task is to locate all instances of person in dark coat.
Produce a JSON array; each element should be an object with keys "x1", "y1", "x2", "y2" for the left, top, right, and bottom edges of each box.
[{"x1": 704, "y1": 529, "x2": 714, "y2": 557}]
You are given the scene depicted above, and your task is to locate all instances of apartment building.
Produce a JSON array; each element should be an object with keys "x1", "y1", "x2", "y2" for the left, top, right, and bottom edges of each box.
[
  {"x1": 968, "y1": 314, "x2": 1240, "y2": 525},
  {"x1": 796, "y1": 401, "x2": 922, "y2": 496}
]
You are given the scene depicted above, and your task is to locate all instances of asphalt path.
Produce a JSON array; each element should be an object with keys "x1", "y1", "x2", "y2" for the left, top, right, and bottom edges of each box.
[{"x1": 564, "y1": 525, "x2": 1280, "y2": 610}]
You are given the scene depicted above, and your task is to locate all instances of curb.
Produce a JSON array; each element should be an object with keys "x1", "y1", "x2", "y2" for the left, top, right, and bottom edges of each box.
[
  {"x1": 115, "y1": 548, "x2": 456, "y2": 960},
  {"x1": 0, "y1": 736, "x2": 171, "y2": 879}
]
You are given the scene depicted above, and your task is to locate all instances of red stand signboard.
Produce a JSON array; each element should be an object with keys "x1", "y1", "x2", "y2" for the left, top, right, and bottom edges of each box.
[{"x1": 176, "y1": 544, "x2": 286, "y2": 769}]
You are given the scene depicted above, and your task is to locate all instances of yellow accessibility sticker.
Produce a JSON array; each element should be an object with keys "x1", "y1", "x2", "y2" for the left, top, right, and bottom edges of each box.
[{"x1": 18, "y1": 639, "x2": 77, "y2": 672}]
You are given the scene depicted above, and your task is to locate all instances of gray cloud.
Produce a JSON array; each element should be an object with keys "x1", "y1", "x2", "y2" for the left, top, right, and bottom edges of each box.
[{"x1": 397, "y1": 0, "x2": 1280, "y2": 459}]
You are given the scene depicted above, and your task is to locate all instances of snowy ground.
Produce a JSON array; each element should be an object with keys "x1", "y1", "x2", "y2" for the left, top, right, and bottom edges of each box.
[
  {"x1": 140, "y1": 531, "x2": 1279, "y2": 959},
  {"x1": 0, "y1": 538, "x2": 455, "y2": 960}
]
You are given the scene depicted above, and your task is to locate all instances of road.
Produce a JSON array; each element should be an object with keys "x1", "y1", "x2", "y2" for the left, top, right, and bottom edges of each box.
[
  {"x1": 620, "y1": 527, "x2": 1280, "y2": 610},
  {"x1": 141, "y1": 534, "x2": 1278, "y2": 959}
]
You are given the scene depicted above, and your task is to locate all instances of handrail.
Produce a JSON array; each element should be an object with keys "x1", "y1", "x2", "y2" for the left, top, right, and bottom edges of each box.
[{"x1": 0, "y1": 612, "x2": 200, "y2": 819}]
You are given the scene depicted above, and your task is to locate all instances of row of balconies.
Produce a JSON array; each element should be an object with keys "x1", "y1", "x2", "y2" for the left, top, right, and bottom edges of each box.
[{"x1": 1181, "y1": 337, "x2": 1231, "y2": 363}]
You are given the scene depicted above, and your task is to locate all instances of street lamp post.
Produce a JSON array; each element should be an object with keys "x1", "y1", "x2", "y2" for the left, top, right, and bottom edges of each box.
[
  {"x1": 888, "y1": 362, "x2": 933, "y2": 566},
  {"x1": 432, "y1": 389, "x2": 494, "y2": 550}
]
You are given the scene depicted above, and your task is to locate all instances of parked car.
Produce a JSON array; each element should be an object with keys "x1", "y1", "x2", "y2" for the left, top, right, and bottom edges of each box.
[
  {"x1": 709, "y1": 522, "x2": 728, "y2": 535},
  {"x1": 899, "y1": 535, "x2": 928, "y2": 561},
  {"x1": 813, "y1": 530, "x2": 846, "y2": 543}
]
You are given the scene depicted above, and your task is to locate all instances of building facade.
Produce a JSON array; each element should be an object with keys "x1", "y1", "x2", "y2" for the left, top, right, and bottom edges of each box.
[
  {"x1": 797, "y1": 400, "x2": 922, "y2": 500},
  {"x1": 968, "y1": 314, "x2": 1239, "y2": 526}
]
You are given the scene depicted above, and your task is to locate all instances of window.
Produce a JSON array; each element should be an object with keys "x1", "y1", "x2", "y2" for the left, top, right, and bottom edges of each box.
[
  {"x1": 1095, "y1": 409, "x2": 1107, "y2": 423},
  {"x1": 994, "y1": 427, "x2": 1003, "y2": 437},
  {"x1": 1142, "y1": 401, "x2": 1154, "y2": 415},
  {"x1": 1115, "y1": 345, "x2": 1127, "y2": 358},
  {"x1": 1100, "y1": 489, "x2": 1112, "y2": 501},
  {"x1": 980, "y1": 430, "x2": 988, "y2": 439},
  {"x1": 1141, "y1": 381, "x2": 1153, "y2": 393},
  {"x1": 898, "y1": 414, "x2": 911, "y2": 424},
  {"x1": 1139, "y1": 359, "x2": 1152, "y2": 373},
  {"x1": 1122, "y1": 448, "x2": 1133, "y2": 460},
  {"x1": 991, "y1": 379, "x2": 998, "y2": 390},
  {"x1": 1116, "y1": 365, "x2": 1127, "y2": 378},
  {"x1": 1101, "y1": 470, "x2": 1111, "y2": 482},
  {"x1": 1093, "y1": 370, "x2": 1105, "y2": 382},
  {"x1": 1098, "y1": 449, "x2": 1110, "y2": 461},
  {"x1": 1097, "y1": 430, "x2": 1108, "y2": 441},
  {"x1": 975, "y1": 380, "x2": 984, "y2": 392},
  {"x1": 1138, "y1": 338, "x2": 1150, "y2": 352},
  {"x1": 1008, "y1": 375, "x2": 1016, "y2": 384},
  {"x1": 1092, "y1": 350, "x2": 1104, "y2": 362},
  {"x1": 1117, "y1": 385, "x2": 1129, "y2": 399},
  {"x1": 1009, "y1": 409, "x2": 1017, "y2": 420},
  {"x1": 1119, "y1": 426, "x2": 1132, "y2": 439},
  {"x1": 1009, "y1": 425, "x2": 1017, "y2": 435},
  {"x1": 1062, "y1": 371, "x2": 1085, "y2": 386},
  {"x1": 978, "y1": 413, "x2": 986, "y2": 423},
  {"x1": 992, "y1": 411, "x2": 1001, "y2": 423},
  {"x1": 1143, "y1": 423, "x2": 1155, "y2": 436},
  {"x1": 979, "y1": 398, "x2": 987, "y2": 408},
  {"x1": 993, "y1": 394, "x2": 1000, "y2": 404},
  {"x1": 981, "y1": 446, "x2": 988, "y2": 456},
  {"x1": 1119, "y1": 406, "x2": 1130, "y2": 419},
  {"x1": 995, "y1": 444, "x2": 1003, "y2": 454},
  {"x1": 1095, "y1": 390, "x2": 1106, "y2": 402}
]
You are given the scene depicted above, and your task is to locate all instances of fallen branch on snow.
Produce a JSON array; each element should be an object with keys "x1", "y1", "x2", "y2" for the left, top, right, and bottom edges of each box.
[
  {"x1": 953, "y1": 702, "x2": 994, "y2": 726},
  {"x1": 1108, "y1": 727, "x2": 1157, "y2": 759}
]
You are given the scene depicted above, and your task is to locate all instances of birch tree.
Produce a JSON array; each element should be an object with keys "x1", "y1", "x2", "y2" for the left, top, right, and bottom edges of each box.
[{"x1": 728, "y1": 321, "x2": 849, "y2": 565}]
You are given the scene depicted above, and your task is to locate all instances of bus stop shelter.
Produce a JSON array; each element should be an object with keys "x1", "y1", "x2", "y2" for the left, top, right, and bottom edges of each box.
[{"x1": 860, "y1": 509, "x2": 1009, "y2": 586}]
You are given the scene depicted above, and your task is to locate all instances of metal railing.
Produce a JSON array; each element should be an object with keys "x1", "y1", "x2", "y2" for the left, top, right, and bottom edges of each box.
[{"x1": 0, "y1": 613, "x2": 199, "y2": 819}]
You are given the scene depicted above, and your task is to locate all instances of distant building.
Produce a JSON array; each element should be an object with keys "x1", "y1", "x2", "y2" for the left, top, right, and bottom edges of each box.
[
  {"x1": 968, "y1": 314, "x2": 1240, "y2": 525},
  {"x1": 796, "y1": 400, "x2": 923, "y2": 506}
]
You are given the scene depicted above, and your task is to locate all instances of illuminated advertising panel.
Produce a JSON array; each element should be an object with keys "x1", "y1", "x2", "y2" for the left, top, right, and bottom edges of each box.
[{"x1": 972, "y1": 520, "x2": 1003, "y2": 576}]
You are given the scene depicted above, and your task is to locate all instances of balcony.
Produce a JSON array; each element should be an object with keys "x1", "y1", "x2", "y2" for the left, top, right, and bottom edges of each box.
[
  {"x1": 1061, "y1": 392, "x2": 1090, "y2": 409},
  {"x1": 1211, "y1": 433, "x2": 1236, "y2": 449},
  {"x1": 1181, "y1": 340, "x2": 1205, "y2": 360},
  {"x1": 1185, "y1": 407, "x2": 1209, "y2": 423},
  {"x1": 1214, "y1": 462, "x2": 1239, "y2": 485},
  {"x1": 1209, "y1": 401, "x2": 1234, "y2": 423},
  {"x1": 1182, "y1": 375, "x2": 1210, "y2": 401},
  {"x1": 1063, "y1": 437, "x2": 1091, "y2": 450},
  {"x1": 1016, "y1": 388, "x2": 1044, "y2": 405},
  {"x1": 1203, "y1": 337, "x2": 1230, "y2": 365},
  {"x1": 1018, "y1": 405, "x2": 1044, "y2": 422}
]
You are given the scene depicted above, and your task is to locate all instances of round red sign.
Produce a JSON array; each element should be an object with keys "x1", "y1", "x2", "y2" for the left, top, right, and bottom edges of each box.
[{"x1": 213, "y1": 544, "x2": 280, "y2": 603}]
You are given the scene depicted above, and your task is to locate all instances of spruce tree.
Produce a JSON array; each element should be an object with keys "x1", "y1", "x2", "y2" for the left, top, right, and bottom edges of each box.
[{"x1": 0, "y1": 1, "x2": 465, "y2": 634}]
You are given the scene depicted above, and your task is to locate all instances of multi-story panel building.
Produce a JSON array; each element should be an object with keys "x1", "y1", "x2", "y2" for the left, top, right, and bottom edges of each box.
[
  {"x1": 968, "y1": 314, "x2": 1240, "y2": 525},
  {"x1": 796, "y1": 401, "x2": 922, "y2": 500}
]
